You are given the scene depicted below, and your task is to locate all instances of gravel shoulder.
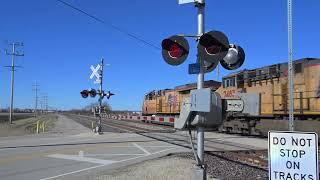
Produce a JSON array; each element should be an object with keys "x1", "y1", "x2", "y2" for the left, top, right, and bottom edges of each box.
[
  {"x1": 48, "y1": 114, "x2": 91, "y2": 135},
  {"x1": 92, "y1": 155, "x2": 216, "y2": 180}
]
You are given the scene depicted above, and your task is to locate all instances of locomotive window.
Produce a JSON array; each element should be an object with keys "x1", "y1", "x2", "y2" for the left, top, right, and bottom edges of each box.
[
  {"x1": 270, "y1": 66, "x2": 277, "y2": 74},
  {"x1": 237, "y1": 74, "x2": 244, "y2": 81},
  {"x1": 224, "y1": 77, "x2": 236, "y2": 88},
  {"x1": 248, "y1": 71, "x2": 256, "y2": 78},
  {"x1": 230, "y1": 79, "x2": 235, "y2": 87},
  {"x1": 236, "y1": 74, "x2": 244, "y2": 88},
  {"x1": 294, "y1": 63, "x2": 302, "y2": 74}
]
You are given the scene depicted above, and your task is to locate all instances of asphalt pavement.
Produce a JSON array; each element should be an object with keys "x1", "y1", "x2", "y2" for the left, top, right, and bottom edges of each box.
[{"x1": 0, "y1": 114, "x2": 267, "y2": 180}]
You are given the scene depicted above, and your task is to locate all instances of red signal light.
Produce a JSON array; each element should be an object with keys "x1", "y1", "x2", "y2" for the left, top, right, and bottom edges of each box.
[
  {"x1": 198, "y1": 31, "x2": 229, "y2": 63},
  {"x1": 89, "y1": 89, "x2": 97, "y2": 98},
  {"x1": 161, "y1": 35, "x2": 189, "y2": 66},
  {"x1": 80, "y1": 90, "x2": 89, "y2": 98},
  {"x1": 169, "y1": 44, "x2": 183, "y2": 59},
  {"x1": 206, "y1": 45, "x2": 221, "y2": 55}
]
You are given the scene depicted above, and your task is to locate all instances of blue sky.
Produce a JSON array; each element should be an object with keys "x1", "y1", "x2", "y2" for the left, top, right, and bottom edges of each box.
[{"x1": 0, "y1": 0, "x2": 319, "y2": 111}]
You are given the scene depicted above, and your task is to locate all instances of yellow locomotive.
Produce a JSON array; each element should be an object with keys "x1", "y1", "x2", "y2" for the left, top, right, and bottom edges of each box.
[
  {"x1": 142, "y1": 57, "x2": 320, "y2": 135},
  {"x1": 142, "y1": 80, "x2": 221, "y2": 115}
]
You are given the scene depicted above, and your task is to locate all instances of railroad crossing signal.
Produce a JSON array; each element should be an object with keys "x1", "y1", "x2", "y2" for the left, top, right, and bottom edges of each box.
[
  {"x1": 80, "y1": 89, "x2": 114, "y2": 99},
  {"x1": 161, "y1": 35, "x2": 189, "y2": 66},
  {"x1": 161, "y1": 31, "x2": 245, "y2": 72},
  {"x1": 220, "y1": 44, "x2": 245, "y2": 70},
  {"x1": 80, "y1": 90, "x2": 89, "y2": 98},
  {"x1": 89, "y1": 89, "x2": 97, "y2": 98},
  {"x1": 165, "y1": 1, "x2": 246, "y2": 179},
  {"x1": 198, "y1": 30, "x2": 229, "y2": 64},
  {"x1": 80, "y1": 89, "x2": 97, "y2": 98}
]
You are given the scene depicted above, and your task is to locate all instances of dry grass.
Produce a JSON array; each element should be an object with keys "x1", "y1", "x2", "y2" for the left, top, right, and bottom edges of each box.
[
  {"x1": 0, "y1": 114, "x2": 58, "y2": 137},
  {"x1": 91, "y1": 156, "x2": 215, "y2": 180}
]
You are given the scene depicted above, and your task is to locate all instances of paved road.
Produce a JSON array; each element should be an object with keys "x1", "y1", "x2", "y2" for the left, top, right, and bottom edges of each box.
[{"x1": 0, "y1": 114, "x2": 267, "y2": 180}]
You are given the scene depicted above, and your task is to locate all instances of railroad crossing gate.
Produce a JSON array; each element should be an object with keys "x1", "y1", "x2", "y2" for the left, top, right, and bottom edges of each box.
[{"x1": 268, "y1": 131, "x2": 318, "y2": 180}]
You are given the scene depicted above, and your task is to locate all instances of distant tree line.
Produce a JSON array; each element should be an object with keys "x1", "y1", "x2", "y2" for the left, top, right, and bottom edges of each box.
[
  {"x1": 67, "y1": 102, "x2": 112, "y2": 115},
  {"x1": 0, "y1": 108, "x2": 34, "y2": 113}
]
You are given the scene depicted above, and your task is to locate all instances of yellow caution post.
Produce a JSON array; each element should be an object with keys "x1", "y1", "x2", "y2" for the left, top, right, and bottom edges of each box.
[
  {"x1": 36, "y1": 120, "x2": 40, "y2": 134},
  {"x1": 42, "y1": 121, "x2": 45, "y2": 133}
]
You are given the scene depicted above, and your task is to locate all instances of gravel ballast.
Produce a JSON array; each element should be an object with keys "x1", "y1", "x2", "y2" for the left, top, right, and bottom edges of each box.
[
  {"x1": 92, "y1": 152, "x2": 268, "y2": 180},
  {"x1": 175, "y1": 152, "x2": 268, "y2": 180}
]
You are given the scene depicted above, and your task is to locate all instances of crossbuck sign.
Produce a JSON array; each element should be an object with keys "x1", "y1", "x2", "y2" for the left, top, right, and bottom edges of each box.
[{"x1": 90, "y1": 64, "x2": 101, "y2": 84}]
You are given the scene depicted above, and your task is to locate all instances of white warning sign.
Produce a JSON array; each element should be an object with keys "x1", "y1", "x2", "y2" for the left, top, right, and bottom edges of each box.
[
  {"x1": 268, "y1": 131, "x2": 318, "y2": 180},
  {"x1": 178, "y1": 0, "x2": 194, "y2": 4}
]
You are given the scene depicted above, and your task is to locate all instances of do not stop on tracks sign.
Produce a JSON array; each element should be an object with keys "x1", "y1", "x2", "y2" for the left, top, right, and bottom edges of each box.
[{"x1": 268, "y1": 131, "x2": 318, "y2": 180}]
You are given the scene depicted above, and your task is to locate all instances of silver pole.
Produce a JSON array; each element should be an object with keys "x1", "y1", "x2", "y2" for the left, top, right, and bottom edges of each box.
[
  {"x1": 196, "y1": 0, "x2": 205, "y2": 165},
  {"x1": 98, "y1": 58, "x2": 104, "y2": 133},
  {"x1": 287, "y1": 0, "x2": 294, "y2": 131},
  {"x1": 9, "y1": 43, "x2": 16, "y2": 124}
]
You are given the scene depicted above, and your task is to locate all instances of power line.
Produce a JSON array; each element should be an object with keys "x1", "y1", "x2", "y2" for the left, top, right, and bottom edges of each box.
[{"x1": 56, "y1": 0, "x2": 161, "y2": 50}]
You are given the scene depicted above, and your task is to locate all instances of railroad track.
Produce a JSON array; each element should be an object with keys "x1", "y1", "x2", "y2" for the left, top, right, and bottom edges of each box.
[{"x1": 65, "y1": 114, "x2": 175, "y2": 133}]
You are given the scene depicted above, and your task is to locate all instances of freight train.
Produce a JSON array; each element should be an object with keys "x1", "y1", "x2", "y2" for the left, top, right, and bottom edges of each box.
[{"x1": 142, "y1": 58, "x2": 320, "y2": 136}]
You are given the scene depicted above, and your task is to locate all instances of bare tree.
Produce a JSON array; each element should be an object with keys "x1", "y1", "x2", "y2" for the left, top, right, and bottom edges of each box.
[{"x1": 83, "y1": 102, "x2": 112, "y2": 113}]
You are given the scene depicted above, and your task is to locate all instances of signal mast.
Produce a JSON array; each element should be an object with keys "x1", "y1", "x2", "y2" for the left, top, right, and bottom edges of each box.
[{"x1": 80, "y1": 58, "x2": 114, "y2": 134}]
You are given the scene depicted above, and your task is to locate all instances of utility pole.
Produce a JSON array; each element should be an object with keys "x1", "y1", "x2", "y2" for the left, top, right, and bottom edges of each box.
[
  {"x1": 287, "y1": 0, "x2": 294, "y2": 131},
  {"x1": 32, "y1": 82, "x2": 40, "y2": 117},
  {"x1": 5, "y1": 42, "x2": 24, "y2": 124},
  {"x1": 45, "y1": 95, "x2": 48, "y2": 113},
  {"x1": 41, "y1": 93, "x2": 48, "y2": 114}
]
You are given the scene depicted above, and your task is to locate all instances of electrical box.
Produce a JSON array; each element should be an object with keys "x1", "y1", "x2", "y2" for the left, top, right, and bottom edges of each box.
[
  {"x1": 190, "y1": 88, "x2": 211, "y2": 112},
  {"x1": 190, "y1": 90, "x2": 222, "y2": 127},
  {"x1": 175, "y1": 88, "x2": 223, "y2": 129}
]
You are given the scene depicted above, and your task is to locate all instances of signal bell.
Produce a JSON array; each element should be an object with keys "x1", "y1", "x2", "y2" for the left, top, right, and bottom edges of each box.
[
  {"x1": 161, "y1": 35, "x2": 189, "y2": 66},
  {"x1": 220, "y1": 44, "x2": 245, "y2": 70},
  {"x1": 198, "y1": 31, "x2": 229, "y2": 64}
]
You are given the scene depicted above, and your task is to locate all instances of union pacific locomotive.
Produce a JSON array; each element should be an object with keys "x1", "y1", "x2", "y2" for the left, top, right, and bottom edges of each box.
[{"x1": 142, "y1": 58, "x2": 320, "y2": 136}]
